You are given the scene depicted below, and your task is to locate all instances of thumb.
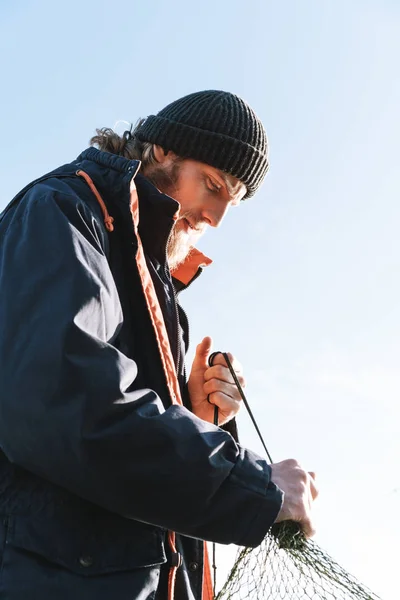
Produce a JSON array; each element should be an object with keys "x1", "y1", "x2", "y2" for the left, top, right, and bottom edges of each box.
[{"x1": 192, "y1": 336, "x2": 213, "y2": 369}]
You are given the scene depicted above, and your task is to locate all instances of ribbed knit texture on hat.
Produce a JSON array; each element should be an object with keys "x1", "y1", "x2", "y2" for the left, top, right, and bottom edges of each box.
[{"x1": 135, "y1": 90, "x2": 269, "y2": 198}]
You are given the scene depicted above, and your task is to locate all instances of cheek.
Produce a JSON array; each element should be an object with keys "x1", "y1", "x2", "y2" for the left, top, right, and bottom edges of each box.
[{"x1": 175, "y1": 179, "x2": 207, "y2": 215}]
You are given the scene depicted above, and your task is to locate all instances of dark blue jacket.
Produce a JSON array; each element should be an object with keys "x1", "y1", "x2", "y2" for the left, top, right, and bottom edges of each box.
[{"x1": 0, "y1": 148, "x2": 283, "y2": 599}]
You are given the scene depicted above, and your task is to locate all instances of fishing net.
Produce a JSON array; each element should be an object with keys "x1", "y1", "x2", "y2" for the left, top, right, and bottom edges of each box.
[
  {"x1": 208, "y1": 353, "x2": 383, "y2": 600},
  {"x1": 215, "y1": 521, "x2": 382, "y2": 600}
]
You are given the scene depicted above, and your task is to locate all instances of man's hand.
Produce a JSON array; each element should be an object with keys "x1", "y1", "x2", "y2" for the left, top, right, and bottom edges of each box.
[
  {"x1": 271, "y1": 459, "x2": 319, "y2": 538},
  {"x1": 188, "y1": 337, "x2": 245, "y2": 425}
]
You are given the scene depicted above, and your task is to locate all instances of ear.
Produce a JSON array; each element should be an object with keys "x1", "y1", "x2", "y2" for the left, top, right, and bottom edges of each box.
[
  {"x1": 153, "y1": 144, "x2": 177, "y2": 164},
  {"x1": 153, "y1": 144, "x2": 173, "y2": 165}
]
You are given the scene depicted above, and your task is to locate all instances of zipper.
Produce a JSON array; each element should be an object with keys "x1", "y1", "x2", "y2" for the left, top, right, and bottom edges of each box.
[
  {"x1": 165, "y1": 265, "x2": 202, "y2": 378},
  {"x1": 172, "y1": 266, "x2": 204, "y2": 373},
  {"x1": 172, "y1": 285, "x2": 182, "y2": 376},
  {"x1": 163, "y1": 226, "x2": 204, "y2": 385},
  {"x1": 177, "y1": 303, "x2": 190, "y2": 356},
  {"x1": 164, "y1": 243, "x2": 182, "y2": 377}
]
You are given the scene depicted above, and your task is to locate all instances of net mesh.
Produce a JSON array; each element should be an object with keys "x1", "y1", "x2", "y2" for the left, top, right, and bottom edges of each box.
[
  {"x1": 209, "y1": 353, "x2": 382, "y2": 600},
  {"x1": 216, "y1": 522, "x2": 382, "y2": 600}
]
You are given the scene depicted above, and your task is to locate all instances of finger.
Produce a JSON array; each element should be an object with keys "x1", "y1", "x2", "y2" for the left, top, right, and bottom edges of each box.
[
  {"x1": 210, "y1": 352, "x2": 243, "y2": 375},
  {"x1": 206, "y1": 391, "x2": 241, "y2": 415},
  {"x1": 203, "y1": 379, "x2": 243, "y2": 400},
  {"x1": 204, "y1": 365, "x2": 245, "y2": 387},
  {"x1": 192, "y1": 337, "x2": 213, "y2": 370},
  {"x1": 300, "y1": 517, "x2": 316, "y2": 539},
  {"x1": 308, "y1": 471, "x2": 316, "y2": 481},
  {"x1": 196, "y1": 337, "x2": 213, "y2": 359},
  {"x1": 308, "y1": 475, "x2": 319, "y2": 501}
]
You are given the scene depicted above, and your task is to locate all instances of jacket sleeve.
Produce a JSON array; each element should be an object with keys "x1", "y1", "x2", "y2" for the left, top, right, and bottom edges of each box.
[{"x1": 0, "y1": 188, "x2": 283, "y2": 547}]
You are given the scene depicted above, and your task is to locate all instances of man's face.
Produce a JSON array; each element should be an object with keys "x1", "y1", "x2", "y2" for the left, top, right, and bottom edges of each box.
[{"x1": 143, "y1": 147, "x2": 247, "y2": 269}]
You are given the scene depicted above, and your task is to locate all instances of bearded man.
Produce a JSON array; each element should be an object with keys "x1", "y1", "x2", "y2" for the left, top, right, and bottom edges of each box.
[{"x1": 0, "y1": 90, "x2": 318, "y2": 600}]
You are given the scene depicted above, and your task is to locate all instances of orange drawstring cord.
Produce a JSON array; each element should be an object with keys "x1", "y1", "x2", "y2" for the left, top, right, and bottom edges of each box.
[
  {"x1": 76, "y1": 170, "x2": 114, "y2": 232},
  {"x1": 203, "y1": 542, "x2": 214, "y2": 600},
  {"x1": 168, "y1": 531, "x2": 183, "y2": 600}
]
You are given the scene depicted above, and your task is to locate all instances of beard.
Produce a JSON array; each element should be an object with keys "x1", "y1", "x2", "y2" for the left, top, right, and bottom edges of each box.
[
  {"x1": 166, "y1": 213, "x2": 201, "y2": 270},
  {"x1": 166, "y1": 225, "x2": 193, "y2": 270},
  {"x1": 143, "y1": 161, "x2": 203, "y2": 270}
]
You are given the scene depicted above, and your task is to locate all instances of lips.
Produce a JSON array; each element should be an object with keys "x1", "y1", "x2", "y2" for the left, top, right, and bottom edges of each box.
[
  {"x1": 180, "y1": 217, "x2": 205, "y2": 235},
  {"x1": 183, "y1": 218, "x2": 194, "y2": 230},
  {"x1": 183, "y1": 218, "x2": 202, "y2": 233},
  {"x1": 179, "y1": 218, "x2": 192, "y2": 234}
]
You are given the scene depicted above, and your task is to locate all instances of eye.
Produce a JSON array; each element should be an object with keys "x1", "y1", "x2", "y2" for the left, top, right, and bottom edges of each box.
[{"x1": 206, "y1": 177, "x2": 222, "y2": 194}]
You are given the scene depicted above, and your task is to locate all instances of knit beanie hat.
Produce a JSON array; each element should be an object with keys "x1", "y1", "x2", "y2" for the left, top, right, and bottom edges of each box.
[{"x1": 135, "y1": 90, "x2": 269, "y2": 198}]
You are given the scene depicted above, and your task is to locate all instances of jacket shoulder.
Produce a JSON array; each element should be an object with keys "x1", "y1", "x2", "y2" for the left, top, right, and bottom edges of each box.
[{"x1": 0, "y1": 175, "x2": 109, "y2": 256}]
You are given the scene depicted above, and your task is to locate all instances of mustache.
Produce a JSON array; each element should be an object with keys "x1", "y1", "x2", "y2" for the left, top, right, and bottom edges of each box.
[{"x1": 179, "y1": 211, "x2": 207, "y2": 233}]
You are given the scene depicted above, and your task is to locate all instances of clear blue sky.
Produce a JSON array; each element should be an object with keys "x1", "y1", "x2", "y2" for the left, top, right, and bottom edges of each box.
[{"x1": 1, "y1": 1, "x2": 399, "y2": 598}]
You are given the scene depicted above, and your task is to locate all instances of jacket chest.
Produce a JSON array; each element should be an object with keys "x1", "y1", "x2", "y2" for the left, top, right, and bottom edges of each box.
[{"x1": 105, "y1": 222, "x2": 187, "y2": 408}]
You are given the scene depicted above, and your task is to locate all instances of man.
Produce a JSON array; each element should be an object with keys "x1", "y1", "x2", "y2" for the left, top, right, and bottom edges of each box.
[{"x1": 0, "y1": 90, "x2": 317, "y2": 600}]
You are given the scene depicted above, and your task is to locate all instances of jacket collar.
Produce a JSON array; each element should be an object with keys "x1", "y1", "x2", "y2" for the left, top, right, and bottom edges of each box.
[
  {"x1": 75, "y1": 148, "x2": 212, "y2": 288},
  {"x1": 171, "y1": 250, "x2": 212, "y2": 290}
]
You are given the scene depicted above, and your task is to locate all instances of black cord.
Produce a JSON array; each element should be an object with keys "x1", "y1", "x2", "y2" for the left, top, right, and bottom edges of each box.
[
  {"x1": 208, "y1": 352, "x2": 220, "y2": 597},
  {"x1": 207, "y1": 351, "x2": 275, "y2": 597},
  {"x1": 220, "y1": 352, "x2": 274, "y2": 464}
]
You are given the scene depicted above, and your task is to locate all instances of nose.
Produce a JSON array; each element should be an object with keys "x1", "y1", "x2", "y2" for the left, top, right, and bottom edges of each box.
[{"x1": 201, "y1": 200, "x2": 230, "y2": 228}]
